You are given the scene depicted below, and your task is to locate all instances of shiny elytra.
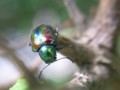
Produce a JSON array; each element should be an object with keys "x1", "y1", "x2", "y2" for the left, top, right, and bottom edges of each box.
[{"x1": 31, "y1": 24, "x2": 57, "y2": 52}]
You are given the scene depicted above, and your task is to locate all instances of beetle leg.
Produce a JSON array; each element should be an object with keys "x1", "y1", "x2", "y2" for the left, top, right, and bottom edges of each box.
[{"x1": 39, "y1": 64, "x2": 50, "y2": 79}]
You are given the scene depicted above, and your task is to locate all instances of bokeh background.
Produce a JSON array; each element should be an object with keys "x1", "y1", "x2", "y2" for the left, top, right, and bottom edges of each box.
[{"x1": 0, "y1": 0, "x2": 120, "y2": 90}]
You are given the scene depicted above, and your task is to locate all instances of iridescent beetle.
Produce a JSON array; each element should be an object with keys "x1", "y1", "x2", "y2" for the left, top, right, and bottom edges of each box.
[{"x1": 30, "y1": 24, "x2": 62, "y2": 78}]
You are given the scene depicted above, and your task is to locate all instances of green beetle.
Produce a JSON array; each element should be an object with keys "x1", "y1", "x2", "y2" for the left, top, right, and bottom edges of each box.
[{"x1": 31, "y1": 24, "x2": 58, "y2": 64}]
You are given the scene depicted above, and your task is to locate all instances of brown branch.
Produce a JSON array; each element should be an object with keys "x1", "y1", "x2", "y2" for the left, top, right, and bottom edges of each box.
[
  {"x1": 63, "y1": 0, "x2": 86, "y2": 37},
  {"x1": 0, "y1": 38, "x2": 39, "y2": 89},
  {"x1": 57, "y1": 35, "x2": 95, "y2": 66},
  {"x1": 79, "y1": 0, "x2": 120, "y2": 55},
  {"x1": 57, "y1": 0, "x2": 120, "y2": 89},
  {"x1": 78, "y1": 0, "x2": 120, "y2": 81},
  {"x1": 58, "y1": 0, "x2": 120, "y2": 68}
]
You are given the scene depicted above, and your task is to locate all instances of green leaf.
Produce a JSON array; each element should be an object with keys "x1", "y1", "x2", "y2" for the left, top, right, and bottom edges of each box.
[{"x1": 9, "y1": 78, "x2": 30, "y2": 90}]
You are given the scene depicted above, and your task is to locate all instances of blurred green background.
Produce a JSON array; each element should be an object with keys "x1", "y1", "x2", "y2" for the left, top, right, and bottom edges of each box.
[
  {"x1": 1, "y1": 0, "x2": 120, "y2": 90},
  {"x1": 0, "y1": 0, "x2": 98, "y2": 33}
]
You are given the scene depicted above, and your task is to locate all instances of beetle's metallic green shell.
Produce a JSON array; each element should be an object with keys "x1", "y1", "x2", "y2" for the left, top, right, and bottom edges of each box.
[{"x1": 39, "y1": 45, "x2": 56, "y2": 63}]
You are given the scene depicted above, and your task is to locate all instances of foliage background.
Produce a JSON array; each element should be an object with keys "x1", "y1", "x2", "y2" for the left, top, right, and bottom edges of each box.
[{"x1": 0, "y1": 0, "x2": 120, "y2": 90}]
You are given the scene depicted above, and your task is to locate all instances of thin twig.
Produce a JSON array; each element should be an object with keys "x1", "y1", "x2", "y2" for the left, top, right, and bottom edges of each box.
[
  {"x1": 63, "y1": 0, "x2": 86, "y2": 37},
  {"x1": 0, "y1": 38, "x2": 39, "y2": 89}
]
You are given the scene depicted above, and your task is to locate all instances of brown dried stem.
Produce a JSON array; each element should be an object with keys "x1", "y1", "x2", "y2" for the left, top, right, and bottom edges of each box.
[
  {"x1": 63, "y1": 0, "x2": 85, "y2": 37},
  {"x1": 0, "y1": 38, "x2": 39, "y2": 89},
  {"x1": 57, "y1": 0, "x2": 120, "y2": 89},
  {"x1": 80, "y1": 0, "x2": 120, "y2": 55},
  {"x1": 59, "y1": 0, "x2": 120, "y2": 66}
]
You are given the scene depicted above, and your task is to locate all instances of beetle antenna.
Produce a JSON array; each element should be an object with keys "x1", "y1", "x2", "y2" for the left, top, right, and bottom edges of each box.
[
  {"x1": 39, "y1": 57, "x2": 66, "y2": 79},
  {"x1": 56, "y1": 57, "x2": 75, "y2": 63},
  {"x1": 39, "y1": 64, "x2": 50, "y2": 79}
]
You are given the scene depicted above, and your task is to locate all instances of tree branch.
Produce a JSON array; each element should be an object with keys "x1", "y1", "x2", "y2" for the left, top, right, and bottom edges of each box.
[
  {"x1": 79, "y1": 0, "x2": 120, "y2": 55},
  {"x1": 63, "y1": 0, "x2": 86, "y2": 37},
  {"x1": 57, "y1": 0, "x2": 120, "y2": 89},
  {"x1": 0, "y1": 38, "x2": 39, "y2": 89}
]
